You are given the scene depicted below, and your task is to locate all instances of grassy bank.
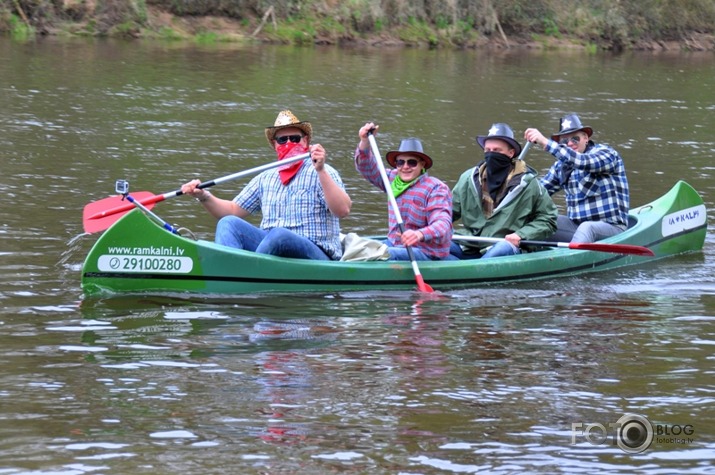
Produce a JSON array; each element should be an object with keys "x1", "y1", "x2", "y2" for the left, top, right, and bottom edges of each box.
[{"x1": 2, "y1": 0, "x2": 715, "y2": 51}]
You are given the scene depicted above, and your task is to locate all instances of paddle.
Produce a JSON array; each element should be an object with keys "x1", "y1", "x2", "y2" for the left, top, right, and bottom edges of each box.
[
  {"x1": 452, "y1": 235, "x2": 655, "y2": 256},
  {"x1": 516, "y1": 140, "x2": 532, "y2": 160},
  {"x1": 367, "y1": 130, "x2": 434, "y2": 293},
  {"x1": 83, "y1": 152, "x2": 311, "y2": 234}
]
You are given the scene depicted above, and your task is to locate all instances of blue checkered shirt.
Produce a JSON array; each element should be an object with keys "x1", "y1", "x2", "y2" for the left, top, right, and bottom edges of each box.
[
  {"x1": 234, "y1": 162, "x2": 345, "y2": 260},
  {"x1": 540, "y1": 140, "x2": 630, "y2": 227}
]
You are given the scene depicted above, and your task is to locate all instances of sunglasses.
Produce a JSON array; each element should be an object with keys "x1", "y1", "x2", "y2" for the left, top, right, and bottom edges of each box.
[
  {"x1": 395, "y1": 158, "x2": 421, "y2": 168},
  {"x1": 274, "y1": 134, "x2": 304, "y2": 145},
  {"x1": 559, "y1": 135, "x2": 582, "y2": 145}
]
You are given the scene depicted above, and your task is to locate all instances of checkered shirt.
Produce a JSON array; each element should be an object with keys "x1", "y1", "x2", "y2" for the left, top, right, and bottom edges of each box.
[
  {"x1": 355, "y1": 147, "x2": 453, "y2": 259},
  {"x1": 234, "y1": 162, "x2": 345, "y2": 260},
  {"x1": 540, "y1": 140, "x2": 630, "y2": 227}
]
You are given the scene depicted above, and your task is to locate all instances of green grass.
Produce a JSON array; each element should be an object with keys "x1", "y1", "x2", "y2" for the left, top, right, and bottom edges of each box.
[
  {"x1": 9, "y1": 15, "x2": 35, "y2": 41},
  {"x1": 158, "y1": 26, "x2": 184, "y2": 40}
]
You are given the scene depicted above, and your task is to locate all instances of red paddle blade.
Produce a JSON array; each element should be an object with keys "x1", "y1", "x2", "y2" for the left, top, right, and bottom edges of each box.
[
  {"x1": 414, "y1": 275, "x2": 435, "y2": 293},
  {"x1": 569, "y1": 242, "x2": 655, "y2": 256},
  {"x1": 83, "y1": 192, "x2": 157, "y2": 234}
]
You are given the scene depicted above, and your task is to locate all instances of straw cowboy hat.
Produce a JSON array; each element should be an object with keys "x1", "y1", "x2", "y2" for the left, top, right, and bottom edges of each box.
[
  {"x1": 264, "y1": 110, "x2": 313, "y2": 147},
  {"x1": 385, "y1": 138, "x2": 434, "y2": 170},
  {"x1": 476, "y1": 123, "x2": 523, "y2": 157},
  {"x1": 551, "y1": 113, "x2": 593, "y2": 141}
]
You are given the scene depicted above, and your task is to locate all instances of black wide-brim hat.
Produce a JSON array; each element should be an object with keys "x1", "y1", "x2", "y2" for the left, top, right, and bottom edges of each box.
[
  {"x1": 385, "y1": 137, "x2": 433, "y2": 170},
  {"x1": 551, "y1": 113, "x2": 593, "y2": 141},
  {"x1": 476, "y1": 123, "x2": 522, "y2": 157}
]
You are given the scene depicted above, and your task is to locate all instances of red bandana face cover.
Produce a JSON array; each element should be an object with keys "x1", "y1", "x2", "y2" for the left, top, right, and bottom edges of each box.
[{"x1": 276, "y1": 141, "x2": 308, "y2": 185}]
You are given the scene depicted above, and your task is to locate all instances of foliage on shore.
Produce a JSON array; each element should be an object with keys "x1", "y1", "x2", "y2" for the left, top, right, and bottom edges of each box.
[{"x1": 2, "y1": 0, "x2": 715, "y2": 51}]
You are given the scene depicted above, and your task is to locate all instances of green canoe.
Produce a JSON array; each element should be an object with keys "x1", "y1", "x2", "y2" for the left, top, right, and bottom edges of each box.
[{"x1": 81, "y1": 180, "x2": 707, "y2": 296}]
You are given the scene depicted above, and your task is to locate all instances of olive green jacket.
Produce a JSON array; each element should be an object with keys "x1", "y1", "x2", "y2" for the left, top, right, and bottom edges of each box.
[{"x1": 452, "y1": 165, "x2": 558, "y2": 251}]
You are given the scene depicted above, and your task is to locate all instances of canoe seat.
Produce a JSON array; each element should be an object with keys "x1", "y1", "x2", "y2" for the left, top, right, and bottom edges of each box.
[{"x1": 627, "y1": 215, "x2": 638, "y2": 229}]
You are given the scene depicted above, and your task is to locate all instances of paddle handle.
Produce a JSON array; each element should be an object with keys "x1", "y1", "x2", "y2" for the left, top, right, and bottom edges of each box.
[
  {"x1": 454, "y1": 235, "x2": 585, "y2": 248},
  {"x1": 452, "y1": 235, "x2": 654, "y2": 256},
  {"x1": 368, "y1": 133, "x2": 404, "y2": 227},
  {"x1": 167, "y1": 151, "x2": 311, "y2": 197},
  {"x1": 516, "y1": 141, "x2": 532, "y2": 161},
  {"x1": 206, "y1": 152, "x2": 311, "y2": 187}
]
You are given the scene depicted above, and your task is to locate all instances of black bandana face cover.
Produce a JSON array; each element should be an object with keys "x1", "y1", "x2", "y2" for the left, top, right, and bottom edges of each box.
[
  {"x1": 485, "y1": 151, "x2": 513, "y2": 172},
  {"x1": 484, "y1": 151, "x2": 514, "y2": 199}
]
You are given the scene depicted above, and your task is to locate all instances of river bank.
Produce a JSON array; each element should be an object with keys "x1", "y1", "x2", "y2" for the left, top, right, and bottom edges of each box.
[
  {"x1": 150, "y1": 7, "x2": 715, "y2": 52},
  {"x1": 5, "y1": 2, "x2": 715, "y2": 53}
]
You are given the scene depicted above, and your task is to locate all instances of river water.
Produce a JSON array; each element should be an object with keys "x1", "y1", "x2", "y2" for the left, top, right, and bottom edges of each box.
[{"x1": 1, "y1": 37, "x2": 714, "y2": 474}]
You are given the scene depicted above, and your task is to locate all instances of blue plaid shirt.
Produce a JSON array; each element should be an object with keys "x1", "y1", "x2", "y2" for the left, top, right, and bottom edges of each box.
[
  {"x1": 540, "y1": 140, "x2": 629, "y2": 227},
  {"x1": 234, "y1": 162, "x2": 345, "y2": 260}
]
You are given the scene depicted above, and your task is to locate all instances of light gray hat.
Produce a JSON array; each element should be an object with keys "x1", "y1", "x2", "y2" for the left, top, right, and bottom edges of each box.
[
  {"x1": 385, "y1": 137, "x2": 433, "y2": 169},
  {"x1": 476, "y1": 123, "x2": 523, "y2": 156}
]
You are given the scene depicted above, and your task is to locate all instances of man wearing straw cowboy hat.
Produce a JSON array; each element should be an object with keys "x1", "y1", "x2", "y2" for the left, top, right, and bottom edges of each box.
[
  {"x1": 182, "y1": 110, "x2": 351, "y2": 260},
  {"x1": 525, "y1": 113, "x2": 630, "y2": 243},
  {"x1": 451, "y1": 122, "x2": 557, "y2": 259}
]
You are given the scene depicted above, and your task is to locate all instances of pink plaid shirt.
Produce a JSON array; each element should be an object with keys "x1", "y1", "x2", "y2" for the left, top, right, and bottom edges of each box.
[{"x1": 355, "y1": 147, "x2": 453, "y2": 259}]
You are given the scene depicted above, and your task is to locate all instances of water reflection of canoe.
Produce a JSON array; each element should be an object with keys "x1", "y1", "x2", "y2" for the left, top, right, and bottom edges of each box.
[{"x1": 81, "y1": 181, "x2": 707, "y2": 297}]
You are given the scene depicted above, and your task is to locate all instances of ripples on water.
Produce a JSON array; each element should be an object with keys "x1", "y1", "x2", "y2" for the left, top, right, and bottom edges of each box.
[{"x1": 0, "y1": 285, "x2": 712, "y2": 473}]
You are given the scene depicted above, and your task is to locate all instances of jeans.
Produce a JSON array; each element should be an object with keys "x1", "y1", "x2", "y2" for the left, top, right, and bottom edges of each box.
[
  {"x1": 386, "y1": 246, "x2": 458, "y2": 261},
  {"x1": 448, "y1": 241, "x2": 480, "y2": 260},
  {"x1": 550, "y1": 215, "x2": 625, "y2": 243},
  {"x1": 448, "y1": 240, "x2": 519, "y2": 259},
  {"x1": 481, "y1": 240, "x2": 520, "y2": 259},
  {"x1": 215, "y1": 216, "x2": 331, "y2": 260}
]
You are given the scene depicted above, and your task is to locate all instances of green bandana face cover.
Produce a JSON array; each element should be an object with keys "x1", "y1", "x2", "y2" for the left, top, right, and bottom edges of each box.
[{"x1": 391, "y1": 171, "x2": 423, "y2": 198}]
